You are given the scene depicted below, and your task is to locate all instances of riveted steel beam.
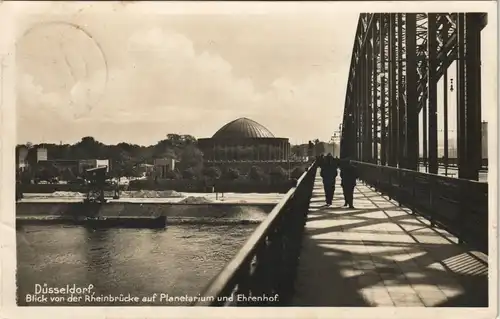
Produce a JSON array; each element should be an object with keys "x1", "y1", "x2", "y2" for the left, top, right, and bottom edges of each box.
[
  {"x1": 464, "y1": 13, "x2": 483, "y2": 181},
  {"x1": 397, "y1": 13, "x2": 406, "y2": 168},
  {"x1": 342, "y1": 12, "x2": 486, "y2": 180},
  {"x1": 442, "y1": 19, "x2": 450, "y2": 174},
  {"x1": 380, "y1": 14, "x2": 387, "y2": 165},
  {"x1": 388, "y1": 14, "x2": 398, "y2": 167},
  {"x1": 427, "y1": 13, "x2": 439, "y2": 174},
  {"x1": 372, "y1": 20, "x2": 379, "y2": 164},
  {"x1": 456, "y1": 13, "x2": 467, "y2": 178},
  {"x1": 405, "y1": 13, "x2": 419, "y2": 171}
]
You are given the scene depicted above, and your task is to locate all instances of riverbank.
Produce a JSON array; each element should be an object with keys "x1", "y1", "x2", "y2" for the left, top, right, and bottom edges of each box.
[
  {"x1": 16, "y1": 215, "x2": 263, "y2": 226},
  {"x1": 16, "y1": 201, "x2": 275, "y2": 226},
  {"x1": 19, "y1": 191, "x2": 283, "y2": 205},
  {"x1": 19, "y1": 179, "x2": 297, "y2": 194}
]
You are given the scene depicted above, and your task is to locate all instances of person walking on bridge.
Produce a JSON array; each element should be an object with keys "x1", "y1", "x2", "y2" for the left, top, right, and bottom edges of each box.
[
  {"x1": 320, "y1": 153, "x2": 338, "y2": 206},
  {"x1": 316, "y1": 153, "x2": 325, "y2": 167},
  {"x1": 340, "y1": 158, "x2": 357, "y2": 209}
]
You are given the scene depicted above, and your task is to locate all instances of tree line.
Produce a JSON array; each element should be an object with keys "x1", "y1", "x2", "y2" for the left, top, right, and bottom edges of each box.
[
  {"x1": 16, "y1": 134, "x2": 202, "y2": 183},
  {"x1": 16, "y1": 134, "x2": 319, "y2": 183}
]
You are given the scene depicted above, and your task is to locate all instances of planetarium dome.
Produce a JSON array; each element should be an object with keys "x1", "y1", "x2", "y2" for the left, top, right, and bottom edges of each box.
[
  {"x1": 212, "y1": 117, "x2": 275, "y2": 139},
  {"x1": 198, "y1": 117, "x2": 290, "y2": 163}
]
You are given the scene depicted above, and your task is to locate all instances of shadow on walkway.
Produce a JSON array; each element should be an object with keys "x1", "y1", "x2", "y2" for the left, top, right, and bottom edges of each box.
[
  {"x1": 293, "y1": 234, "x2": 371, "y2": 306},
  {"x1": 292, "y1": 174, "x2": 489, "y2": 307}
]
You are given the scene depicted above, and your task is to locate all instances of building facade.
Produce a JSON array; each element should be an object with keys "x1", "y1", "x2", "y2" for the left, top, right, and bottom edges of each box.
[
  {"x1": 198, "y1": 117, "x2": 291, "y2": 163},
  {"x1": 79, "y1": 159, "x2": 110, "y2": 174},
  {"x1": 482, "y1": 121, "x2": 488, "y2": 159},
  {"x1": 37, "y1": 147, "x2": 48, "y2": 162},
  {"x1": 154, "y1": 158, "x2": 176, "y2": 178},
  {"x1": 17, "y1": 146, "x2": 29, "y2": 171},
  {"x1": 137, "y1": 163, "x2": 155, "y2": 177},
  {"x1": 37, "y1": 160, "x2": 80, "y2": 177},
  {"x1": 313, "y1": 142, "x2": 339, "y2": 157}
]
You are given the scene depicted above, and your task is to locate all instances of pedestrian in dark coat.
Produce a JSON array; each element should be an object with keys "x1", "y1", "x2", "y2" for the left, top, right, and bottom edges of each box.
[
  {"x1": 340, "y1": 159, "x2": 357, "y2": 209},
  {"x1": 320, "y1": 153, "x2": 338, "y2": 206},
  {"x1": 316, "y1": 154, "x2": 325, "y2": 167}
]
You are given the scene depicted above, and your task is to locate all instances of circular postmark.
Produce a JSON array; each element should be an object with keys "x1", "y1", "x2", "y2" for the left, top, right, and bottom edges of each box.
[{"x1": 17, "y1": 21, "x2": 109, "y2": 119}]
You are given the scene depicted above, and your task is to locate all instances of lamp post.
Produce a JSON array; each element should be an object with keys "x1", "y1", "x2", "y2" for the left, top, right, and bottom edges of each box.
[
  {"x1": 287, "y1": 141, "x2": 291, "y2": 179},
  {"x1": 330, "y1": 122, "x2": 343, "y2": 157}
]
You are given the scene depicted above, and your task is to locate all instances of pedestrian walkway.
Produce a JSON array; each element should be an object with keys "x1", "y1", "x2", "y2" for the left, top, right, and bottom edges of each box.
[{"x1": 292, "y1": 172, "x2": 489, "y2": 307}]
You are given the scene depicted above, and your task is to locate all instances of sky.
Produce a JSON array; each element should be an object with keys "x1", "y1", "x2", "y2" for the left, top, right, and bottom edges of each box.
[
  {"x1": 15, "y1": 2, "x2": 359, "y2": 146},
  {"x1": 14, "y1": 2, "x2": 496, "y2": 147}
]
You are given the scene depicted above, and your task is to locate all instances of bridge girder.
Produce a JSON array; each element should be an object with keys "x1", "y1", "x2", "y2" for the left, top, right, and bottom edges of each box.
[{"x1": 340, "y1": 13, "x2": 486, "y2": 181}]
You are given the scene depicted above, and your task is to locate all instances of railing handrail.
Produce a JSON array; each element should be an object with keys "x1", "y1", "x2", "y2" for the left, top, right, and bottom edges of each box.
[
  {"x1": 193, "y1": 161, "x2": 317, "y2": 305},
  {"x1": 352, "y1": 160, "x2": 488, "y2": 253},
  {"x1": 351, "y1": 160, "x2": 487, "y2": 185}
]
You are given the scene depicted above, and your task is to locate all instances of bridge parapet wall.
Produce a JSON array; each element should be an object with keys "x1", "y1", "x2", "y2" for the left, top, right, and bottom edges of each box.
[{"x1": 193, "y1": 161, "x2": 318, "y2": 306}]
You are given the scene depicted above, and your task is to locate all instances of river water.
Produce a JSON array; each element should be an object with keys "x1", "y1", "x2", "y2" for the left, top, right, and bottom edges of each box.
[
  {"x1": 417, "y1": 165, "x2": 488, "y2": 183},
  {"x1": 17, "y1": 224, "x2": 256, "y2": 306}
]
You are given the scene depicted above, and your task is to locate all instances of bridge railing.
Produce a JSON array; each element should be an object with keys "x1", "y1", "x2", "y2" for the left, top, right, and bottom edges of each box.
[
  {"x1": 353, "y1": 161, "x2": 488, "y2": 254},
  {"x1": 193, "y1": 161, "x2": 318, "y2": 306},
  {"x1": 417, "y1": 157, "x2": 488, "y2": 170}
]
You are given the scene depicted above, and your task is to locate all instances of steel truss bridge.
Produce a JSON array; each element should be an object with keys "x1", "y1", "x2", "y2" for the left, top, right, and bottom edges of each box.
[
  {"x1": 193, "y1": 13, "x2": 490, "y2": 307},
  {"x1": 340, "y1": 13, "x2": 487, "y2": 181}
]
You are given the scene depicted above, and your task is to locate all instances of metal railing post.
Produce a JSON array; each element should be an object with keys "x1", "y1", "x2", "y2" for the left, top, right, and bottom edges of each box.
[
  {"x1": 398, "y1": 170, "x2": 402, "y2": 206},
  {"x1": 458, "y1": 181, "x2": 465, "y2": 245},
  {"x1": 429, "y1": 177, "x2": 435, "y2": 227},
  {"x1": 388, "y1": 170, "x2": 392, "y2": 200},
  {"x1": 411, "y1": 173, "x2": 416, "y2": 215}
]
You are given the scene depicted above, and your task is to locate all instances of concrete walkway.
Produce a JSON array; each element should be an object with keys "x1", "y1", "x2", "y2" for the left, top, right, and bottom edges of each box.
[{"x1": 292, "y1": 173, "x2": 488, "y2": 307}]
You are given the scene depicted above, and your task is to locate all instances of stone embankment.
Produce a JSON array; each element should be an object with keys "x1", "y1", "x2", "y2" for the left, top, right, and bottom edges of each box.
[{"x1": 16, "y1": 201, "x2": 276, "y2": 226}]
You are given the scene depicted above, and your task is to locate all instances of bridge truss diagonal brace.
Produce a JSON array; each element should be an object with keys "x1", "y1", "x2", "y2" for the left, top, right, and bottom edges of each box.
[{"x1": 341, "y1": 12, "x2": 486, "y2": 181}]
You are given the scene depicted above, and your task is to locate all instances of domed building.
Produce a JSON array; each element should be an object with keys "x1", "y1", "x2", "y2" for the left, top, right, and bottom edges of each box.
[{"x1": 198, "y1": 118, "x2": 290, "y2": 163}]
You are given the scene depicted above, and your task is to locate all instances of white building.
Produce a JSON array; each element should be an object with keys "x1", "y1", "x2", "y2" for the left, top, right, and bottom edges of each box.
[
  {"x1": 79, "y1": 159, "x2": 110, "y2": 173},
  {"x1": 37, "y1": 147, "x2": 48, "y2": 162},
  {"x1": 482, "y1": 121, "x2": 488, "y2": 159},
  {"x1": 137, "y1": 163, "x2": 155, "y2": 177},
  {"x1": 18, "y1": 146, "x2": 29, "y2": 170},
  {"x1": 323, "y1": 143, "x2": 334, "y2": 155},
  {"x1": 154, "y1": 158, "x2": 176, "y2": 178}
]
